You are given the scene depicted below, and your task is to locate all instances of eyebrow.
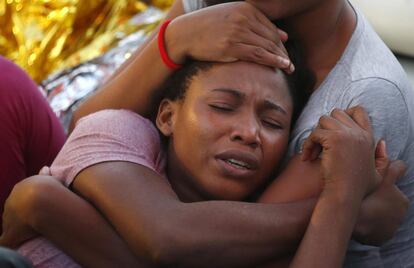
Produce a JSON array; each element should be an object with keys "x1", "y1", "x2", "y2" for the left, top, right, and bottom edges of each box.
[
  {"x1": 211, "y1": 88, "x2": 246, "y2": 99},
  {"x1": 263, "y1": 100, "x2": 287, "y2": 115}
]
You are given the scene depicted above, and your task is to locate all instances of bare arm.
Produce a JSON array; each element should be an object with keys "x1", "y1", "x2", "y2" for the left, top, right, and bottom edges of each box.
[
  {"x1": 1, "y1": 140, "x2": 406, "y2": 267},
  {"x1": 70, "y1": 162, "x2": 314, "y2": 267},
  {"x1": 258, "y1": 142, "x2": 408, "y2": 247},
  {"x1": 290, "y1": 191, "x2": 362, "y2": 267},
  {"x1": 277, "y1": 107, "x2": 408, "y2": 267},
  {"x1": 0, "y1": 176, "x2": 148, "y2": 268},
  {"x1": 259, "y1": 155, "x2": 322, "y2": 204},
  {"x1": 70, "y1": 2, "x2": 291, "y2": 131}
]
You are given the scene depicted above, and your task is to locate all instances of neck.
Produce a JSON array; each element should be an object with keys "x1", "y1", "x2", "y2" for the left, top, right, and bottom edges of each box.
[
  {"x1": 283, "y1": 1, "x2": 356, "y2": 89},
  {"x1": 167, "y1": 145, "x2": 206, "y2": 203},
  {"x1": 168, "y1": 171, "x2": 205, "y2": 203}
]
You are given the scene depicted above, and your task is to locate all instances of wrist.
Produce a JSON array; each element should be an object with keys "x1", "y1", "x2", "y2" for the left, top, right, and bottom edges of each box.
[
  {"x1": 319, "y1": 185, "x2": 364, "y2": 211},
  {"x1": 322, "y1": 176, "x2": 367, "y2": 203},
  {"x1": 164, "y1": 18, "x2": 187, "y2": 65},
  {"x1": 353, "y1": 209, "x2": 371, "y2": 244}
]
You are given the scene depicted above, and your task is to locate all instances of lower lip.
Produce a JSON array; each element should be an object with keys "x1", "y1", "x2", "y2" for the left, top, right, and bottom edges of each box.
[{"x1": 216, "y1": 159, "x2": 257, "y2": 179}]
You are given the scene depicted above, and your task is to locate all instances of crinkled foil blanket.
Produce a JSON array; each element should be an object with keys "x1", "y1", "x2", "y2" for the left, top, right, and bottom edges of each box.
[{"x1": 0, "y1": 0, "x2": 173, "y2": 132}]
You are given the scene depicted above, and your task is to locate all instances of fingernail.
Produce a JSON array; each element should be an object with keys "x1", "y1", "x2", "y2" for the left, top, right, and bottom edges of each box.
[
  {"x1": 39, "y1": 166, "x2": 50, "y2": 175},
  {"x1": 382, "y1": 139, "x2": 387, "y2": 153},
  {"x1": 289, "y1": 63, "x2": 295, "y2": 73},
  {"x1": 279, "y1": 57, "x2": 290, "y2": 67}
]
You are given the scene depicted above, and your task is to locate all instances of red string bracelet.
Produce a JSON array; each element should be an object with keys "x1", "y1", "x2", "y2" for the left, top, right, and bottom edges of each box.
[{"x1": 158, "y1": 20, "x2": 183, "y2": 70}]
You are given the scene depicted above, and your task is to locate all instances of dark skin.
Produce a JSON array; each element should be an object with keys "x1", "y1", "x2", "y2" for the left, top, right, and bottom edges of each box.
[
  {"x1": 160, "y1": 63, "x2": 294, "y2": 202},
  {"x1": 247, "y1": 0, "x2": 357, "y2": 87},
  {"x1": 0, "y1": 63, "x2": 408, "y2": 268},
  {"x1": 0, "y1": 1, "x2": 409, "y2": 267}
]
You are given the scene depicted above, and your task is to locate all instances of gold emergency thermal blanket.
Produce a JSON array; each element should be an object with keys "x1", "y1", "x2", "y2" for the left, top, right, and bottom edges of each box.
[{"x1": 0, "y1": 0, "x2": 173, "y2": 82}]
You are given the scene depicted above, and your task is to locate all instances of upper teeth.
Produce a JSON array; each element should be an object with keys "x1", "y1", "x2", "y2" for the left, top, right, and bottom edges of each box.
[{"x1": 226, "y1": 159, "x2": 250, "y2": 169}]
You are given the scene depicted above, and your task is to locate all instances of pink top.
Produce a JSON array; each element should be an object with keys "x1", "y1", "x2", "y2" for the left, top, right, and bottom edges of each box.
[{"x1": 18, "y1": 110, "x2": 167, "y2": 267}]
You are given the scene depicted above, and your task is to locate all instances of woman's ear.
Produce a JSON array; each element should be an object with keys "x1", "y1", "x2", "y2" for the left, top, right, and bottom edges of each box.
[{"x1": 156, "y1": 99, "x2": 178, "y2": 137}]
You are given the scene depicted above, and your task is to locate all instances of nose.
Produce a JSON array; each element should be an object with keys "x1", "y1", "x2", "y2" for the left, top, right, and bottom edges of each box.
[{"x1": 230, "y1": 114, "x2": 261, "y2": 148}]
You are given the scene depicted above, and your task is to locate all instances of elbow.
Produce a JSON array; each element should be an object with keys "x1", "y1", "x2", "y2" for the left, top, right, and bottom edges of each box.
[
  {"x1": 9, "y1": 177, "x2": 59, "y2": 230},
  {"x1": 145, "y1": 241, "x2": 178, "y2": 267},
  {"x1": 143, "y1": 224, "x2": 186, "y2": 267},
  {"x1": 140, "y1": 212, "x2": 196, "y2": 267}
]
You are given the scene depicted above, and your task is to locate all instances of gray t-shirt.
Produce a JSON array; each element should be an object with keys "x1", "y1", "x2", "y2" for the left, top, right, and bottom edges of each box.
[
  {"x1": 287, "y1": 6, "x2": 414, "y2": 268},
  {"x1": 183, "y1": 1, "x2": 414, "y2": 267}
]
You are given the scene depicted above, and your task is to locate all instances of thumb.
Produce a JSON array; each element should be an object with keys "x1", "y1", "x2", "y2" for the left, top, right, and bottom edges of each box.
[
  {"x1": 375, "y1": 139, "x2": 387, "y2": 160},
  {"x1": 39, "y1": 166, "x2": 51, "y2": 176},
  {"x1": 375, "y1": 139, "x2": 389, "y2": 177},
  {"x1": 385, "y1": 160, "x2": 407, "y2": 184}
]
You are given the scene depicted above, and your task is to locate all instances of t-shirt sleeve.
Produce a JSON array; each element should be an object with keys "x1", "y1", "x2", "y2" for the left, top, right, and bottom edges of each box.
[
  {"x1": 50, "y1": 110, "x2": 166, "y2": 187},
  {"x1": 340, "y1": 78, "x2": 410, "y2": 160},
  {"x1": 182, "y1": 0, "x2": 206, "y2": 13}
]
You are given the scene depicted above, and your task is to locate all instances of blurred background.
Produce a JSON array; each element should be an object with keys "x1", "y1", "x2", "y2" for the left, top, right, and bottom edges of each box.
[{"x1": 0, "y1": 0, "x2": 413, "y2": 130}]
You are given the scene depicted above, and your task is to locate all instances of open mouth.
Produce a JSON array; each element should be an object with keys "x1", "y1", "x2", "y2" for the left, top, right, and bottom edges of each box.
[
  {"x1": 225, "y1": 158, "x2": 252, "y2": 170},
  {"x1": 215, "y1": 150, "x2": 260, "y2": 178}
]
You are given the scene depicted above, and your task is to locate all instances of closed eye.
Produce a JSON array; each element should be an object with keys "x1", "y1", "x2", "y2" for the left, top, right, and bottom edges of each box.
[
  {"x1": 209, "y1": 104, "x2": 235, "y2": 112},
  {"x1": 262, "y1": 119, "x2": 283, "y2": 130}
]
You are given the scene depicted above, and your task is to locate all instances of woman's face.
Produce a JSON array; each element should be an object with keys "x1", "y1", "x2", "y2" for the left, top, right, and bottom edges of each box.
[{"x1": 157, "y1": 62, "x2": 293, "y2": 201}]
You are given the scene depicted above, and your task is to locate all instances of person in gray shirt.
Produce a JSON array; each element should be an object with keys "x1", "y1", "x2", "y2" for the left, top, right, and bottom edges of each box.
[{"x1": 183, "y1": 0, "x2": 414, "y2": 267}]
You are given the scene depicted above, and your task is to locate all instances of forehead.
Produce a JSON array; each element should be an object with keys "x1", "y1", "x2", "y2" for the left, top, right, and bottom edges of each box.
[{"x1": 189, "y1": 61, "x2": 291, "y2": 104}]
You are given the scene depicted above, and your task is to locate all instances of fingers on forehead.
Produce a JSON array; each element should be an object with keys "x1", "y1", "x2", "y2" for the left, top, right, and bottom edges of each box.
[{"x1": 252, "y1": 8, "x2": 279, "y2": 33}]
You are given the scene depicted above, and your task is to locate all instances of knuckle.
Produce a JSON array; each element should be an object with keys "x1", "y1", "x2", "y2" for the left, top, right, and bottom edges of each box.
[
  {"x1": 219, "y1": 38, "x2": 232, "y2": 52},
  {"x1": 240, "y1": 2, "x2": 255, "y2": 12},
  {"x1": 354, "y1": 105, "x2": 366, "y2": 114},
  {"x1": 231, "y1": 13, "x2": 249, "y2": 24},
  {"x1": 357, "y1": 134, "x2": 370, "y2": 147},
  {"x1": 252, "y1": 47, "x2": 266, "y2": 59},
  {"x1": 227, "y1": 24, "x2": 242, "y2": 38},
  {"x1": 266, "y1": 41, "x2": 277, "y2": 53},
  {"x1": 330, "y1": 108, "x2": 342, "y2": 117},
  {"x1": 361, "y1": 133, "x2": 374, "y2": 146},
  {"x1": 318, "y1": 115, "x2": 330, "y2": 125}
]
